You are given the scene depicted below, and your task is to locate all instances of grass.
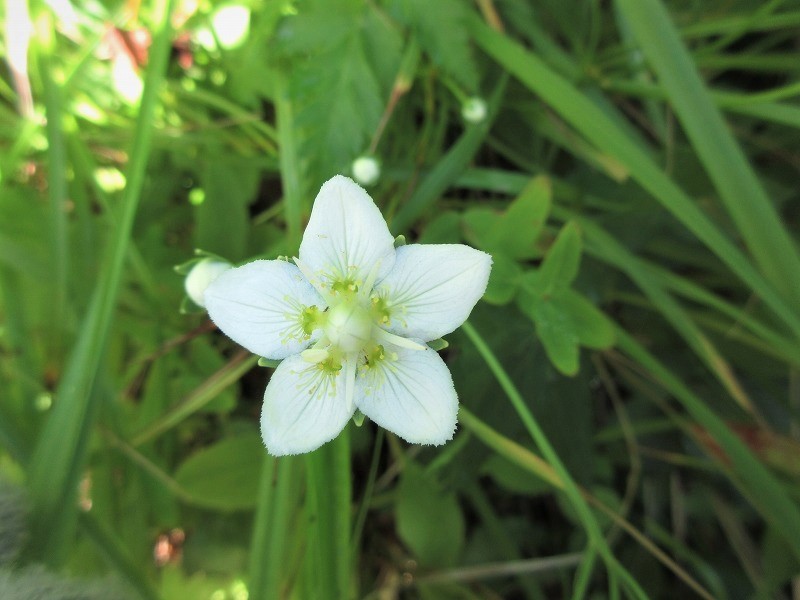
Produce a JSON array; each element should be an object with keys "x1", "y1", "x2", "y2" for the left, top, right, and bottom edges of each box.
[{"x1": 0, "y1": 0, "x2": 799, "y2": 598}]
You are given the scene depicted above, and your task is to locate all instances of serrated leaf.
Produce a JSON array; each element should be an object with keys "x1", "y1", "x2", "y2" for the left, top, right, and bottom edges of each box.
[
  {"x1": 389, "y1": 0, "x2": 478, "y2": 91},
  {"x1": 483, "y1": 253, "x2": 522, "y2": 305},
  {"x1": 538, "y1": 221, "x2": 582, "y2": 294},
  {"x1": 561, "y1": 290, "x2": 615, "y2": 349},
  {"x1": 174, "y1": 433, "x2": 265, "y2": 510},
  {"x1": 396, "y1": 462, "x2": 464, "y2": 567},
  {"x1": 275, "y1": 2, "x2": 400, "y2": 175}
]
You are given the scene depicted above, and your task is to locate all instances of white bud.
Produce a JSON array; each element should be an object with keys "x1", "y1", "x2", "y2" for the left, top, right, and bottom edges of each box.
[
  {"x1": 461, "y1": 97, "x2": 487, "y2": 124},
  {"x1": 351, "y1": 156, "x2": 381, "y2": 186},
  {"x1": 185, "y1": 258, "x2": 232, "y2": 308}
]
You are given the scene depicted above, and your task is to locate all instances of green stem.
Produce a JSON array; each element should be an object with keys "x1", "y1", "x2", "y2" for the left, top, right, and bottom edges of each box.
[
  {"x1": 249, "y1": 457, "x2": 300, "y2": 600},
  {"x1": 304, "y1": 432, "x2": 352, "y2": 599}
]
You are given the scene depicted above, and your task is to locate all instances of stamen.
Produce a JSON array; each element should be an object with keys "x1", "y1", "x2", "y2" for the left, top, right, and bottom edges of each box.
[
  {"x1": 294, "y1": 257, "x2": 334, "y2": 304},
  {"x1": 372, "y1": 327, "x2": 426, "y2": 351}
]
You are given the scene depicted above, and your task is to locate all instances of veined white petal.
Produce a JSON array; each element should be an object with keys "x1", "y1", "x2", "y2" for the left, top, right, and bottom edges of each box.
[
  {"x1": 355, "y1": 347, "x2": 458, "y2": 445},
  {"x1": 261, "y1": 354, "x2": 355, "y2": 456},
  {"x1": 299, "y1": 175, "x2": 395, "y2": 292},
  {"x1": 374, "y1": 244, "x2": 492, "y2": 341},
  {"x1": 205, "y1": 260, "x2": 325, "y2": 360}
]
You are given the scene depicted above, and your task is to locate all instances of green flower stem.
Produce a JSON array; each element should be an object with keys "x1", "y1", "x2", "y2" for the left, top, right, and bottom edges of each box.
[
  {"x1": 461, "y1": 321, "x2": 647, "y2": 599},
  {"x1": 25, "y1": 0, "x2": 175, "y2": 565},
  {"x1": 274, "y1": 72, "x2": 303, "y2": 252},
  {"x1": 249, "y1": 456, "x2": 301, "y2": 600},
  {"x1": 304, "y1": 431, "x2": 352, "y2": 599}
]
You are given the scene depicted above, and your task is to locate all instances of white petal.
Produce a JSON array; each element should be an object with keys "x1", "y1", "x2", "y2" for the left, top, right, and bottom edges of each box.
[
  {"x1": 355, "y1": 347, "x2": 458, "y2": 445},
  {"x1": 261, "y1": 354, "x2": 355, "y2": 455},
  {"x1": 299, "y1": 175, "x2": 395, "y2": 292},
  {"x1": 374, "y1": 244, "x2": 492, "y2": 341},
  {"x1": 204, "y1": 260, "x2": 325, "y2": 360}
]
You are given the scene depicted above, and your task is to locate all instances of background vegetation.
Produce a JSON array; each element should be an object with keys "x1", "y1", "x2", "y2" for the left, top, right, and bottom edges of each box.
[{"x1": 1, "y1": 0, "x2": 800, "y2": 597}]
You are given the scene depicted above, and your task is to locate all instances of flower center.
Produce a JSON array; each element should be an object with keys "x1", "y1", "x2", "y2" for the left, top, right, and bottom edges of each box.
[{"x1": 324, "y1": 300, "x2": 373, "y2": 353}]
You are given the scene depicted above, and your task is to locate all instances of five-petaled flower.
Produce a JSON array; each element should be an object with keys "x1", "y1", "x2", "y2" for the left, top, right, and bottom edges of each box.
[{"x1": 205, "y1": 176, "x2": 491, "y2": 455}]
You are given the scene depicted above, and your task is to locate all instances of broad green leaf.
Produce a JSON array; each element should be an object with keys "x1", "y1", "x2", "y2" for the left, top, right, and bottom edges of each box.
[
  {"x1": 396, "y1": 462, "x2": 465, "y2": 568},
  {"x1": 538, "y1": 222, "x2": 582, "y2": 294},
  {"x1": 530, "y1": 298, "x2": 580, "y2": 376},
  {"x1": 174, "y1": 433, "x2": 265, "y2": 511},
  {"x1": 561, "y1": 290, "x2": 615, "y2": 349},
  {"x1": 483, "y1": 253, "x2": 522, "y2": 305},
  {"x1": 462, "y1": 176, "x2": 551, "y2": 259}
]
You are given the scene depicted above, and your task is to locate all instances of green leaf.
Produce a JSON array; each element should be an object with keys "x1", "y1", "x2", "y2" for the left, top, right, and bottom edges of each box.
[
  {"x1": 174, "y1": 433, "x2": 265, "y2": 511},
  {"x1": 560, "y1": 290, "x2": 615, "y2": 349},
  {"x1": 538, "y1": 222, "x2": 582, "y2": 294},
  {"x1": 483, "y1": 253, "x2": 522, "y2": 306},
  {"x1": 396, "y1": 462, "x2": 465, "y2": 568},
  {"x1": 388, "y1": 0, "x2": 478, "y2": 91},
  {"x1": 530, "y1": 297, "x2": 580, "y2": 376},
  {"x1": 275, "y1": 2, "x2": 400, "y2": 176},
  {"x1": 462, "y1": 176, "x2": 551, "y2": 259}
]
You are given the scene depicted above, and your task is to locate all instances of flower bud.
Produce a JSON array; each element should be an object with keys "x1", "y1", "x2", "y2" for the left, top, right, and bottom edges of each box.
[
  {"x1": 461, "y1": 97, "x2": 487, "y2": 124},
  {"x1": 351, "y1": 156, "x2": 381, "y2": 186},
  {"x1": 185, "y1": 258, "x2": 232, "y2": 308}
]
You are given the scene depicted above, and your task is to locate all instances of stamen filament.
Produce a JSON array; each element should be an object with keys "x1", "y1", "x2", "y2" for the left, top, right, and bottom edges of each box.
[
  {"x1": 294, "y1": 257, "x2": 334, "y2": 304},
  {"x1": 372, "y1": 327, "x2": 426, "y2": 351}
]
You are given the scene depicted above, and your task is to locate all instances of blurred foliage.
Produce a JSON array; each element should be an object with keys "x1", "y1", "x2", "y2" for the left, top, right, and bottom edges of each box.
[{"x1": 1, "y1": 0, "x2": 800, "y2": 598}]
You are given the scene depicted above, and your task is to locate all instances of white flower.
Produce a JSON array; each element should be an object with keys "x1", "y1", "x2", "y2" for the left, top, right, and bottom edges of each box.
[
  {"x1": 351, "y1": 155, "x2": 381, "y2": 186},
  {"x1": 185, "y1": 258, "x2": 232, "y2": 308},
  {"x1": 461, "y1": 97, "x2": 487, "y2": 124},
  {"x1": 204, "y1": 176, "x2": 491, "y2": 455}
]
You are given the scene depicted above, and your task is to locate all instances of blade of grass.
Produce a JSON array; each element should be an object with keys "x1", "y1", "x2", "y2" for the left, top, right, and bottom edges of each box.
[
  {"x1": 615, "y1": 327, "x2": 800, "y2": 561},
  {"x1": 458, "y1": 407, "x2": 715, "y2": 600},
  {"x1": 37, "y1": 12, "x2": 68, "y2": 357},
  {"x1": 461, "y1": 322, "x2": 648, "y2": 600},
  {"x1": 469, "y1": 19, "x2": 800, "y2": 340},
  {"x1": 26, "y1": 0, "x2": 175, "y2": 565},
  {"x1": 616, "y1": 0, "x2": 800, "y2": 307}
]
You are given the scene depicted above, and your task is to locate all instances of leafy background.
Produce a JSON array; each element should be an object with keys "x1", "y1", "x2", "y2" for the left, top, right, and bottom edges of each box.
[{"x1": 1, "y1": 0, "x2": 800, "y2": 598}]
